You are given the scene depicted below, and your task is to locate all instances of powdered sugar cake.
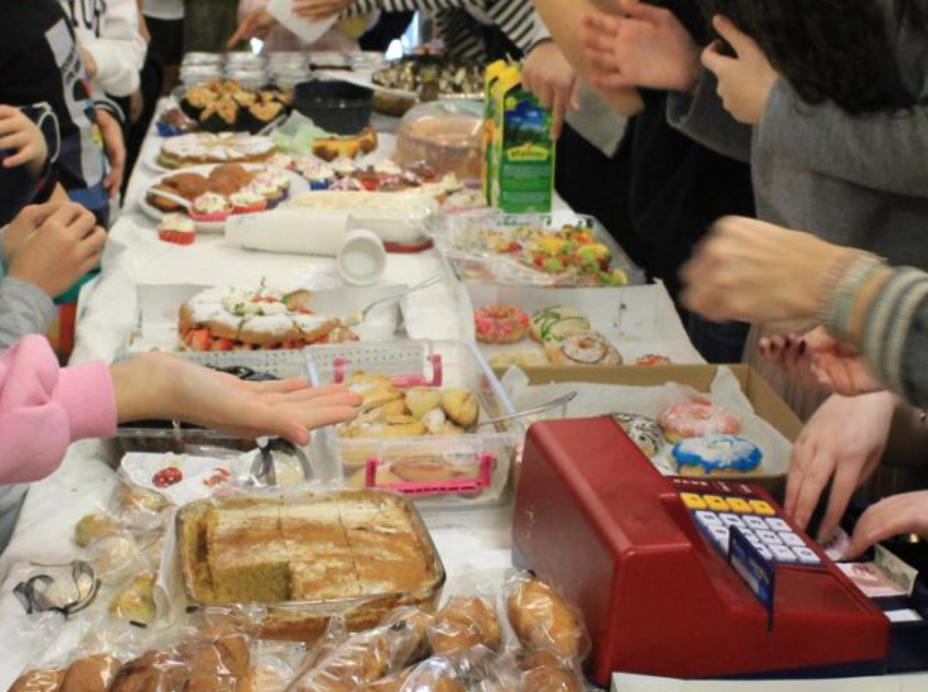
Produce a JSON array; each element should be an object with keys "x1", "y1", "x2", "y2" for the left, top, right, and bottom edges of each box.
[{"x1": 178, "y1": 490, "x2": 443, "y2": 615}]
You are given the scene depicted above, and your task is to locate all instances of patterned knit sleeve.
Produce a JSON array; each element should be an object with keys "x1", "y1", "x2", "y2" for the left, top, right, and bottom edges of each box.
[
  {"x1": 486, "y1": 0, "x2": 537, "y2": 54},
  {"x1": 343, "y1": 0, "x2": 458, "y2": 18}
]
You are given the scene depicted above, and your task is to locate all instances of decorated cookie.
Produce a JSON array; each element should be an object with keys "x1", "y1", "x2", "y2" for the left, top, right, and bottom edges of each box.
[
  {"x1": 529, "y1": 306, "x2": 591, "y2": 343},
  {"x1": 546, "y1": 331, "x2": 622, "y2": 367},
  {"x1": 475, "y1": 304, "x2": 530, "y2": 344},
  {"x1": 672, "y1": 435, "x2": 763, "y2": 476},
  {"x1": 611, "y1": 413, "x2": 665, "y2": 457},
  {"x1": 660, "y1": 400, "x2": 741, "y2": 442}
]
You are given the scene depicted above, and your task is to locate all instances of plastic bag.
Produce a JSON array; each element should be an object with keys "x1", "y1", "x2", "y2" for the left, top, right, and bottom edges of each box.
[
  {"x1": 503, "y1": 572, "x2": 589, "y2": 663},
  {"x1": 286, "y1": 609, "x2": 431, "y2": 692},
  {"x1": 517, "y1": 651, "x2": 584, "y2": 692},
  {"x1": 427, "y1": 598, "x2": 502, "y2": 656}
]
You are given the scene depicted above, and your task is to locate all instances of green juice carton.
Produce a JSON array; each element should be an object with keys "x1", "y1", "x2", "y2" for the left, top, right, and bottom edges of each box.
[{"x1": 490, "y1": 64, "x2": 555, "y2": 213}]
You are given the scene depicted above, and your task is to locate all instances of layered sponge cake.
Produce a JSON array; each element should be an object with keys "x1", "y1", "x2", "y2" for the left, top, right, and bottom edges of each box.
[{"x1": 179, "y1": 491, "x2": 439, "y2": 606}]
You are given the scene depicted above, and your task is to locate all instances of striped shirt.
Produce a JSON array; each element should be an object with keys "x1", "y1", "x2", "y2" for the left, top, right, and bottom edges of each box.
[{"x1": 346, "y1": 0, "x2": 538, "y2": 59}]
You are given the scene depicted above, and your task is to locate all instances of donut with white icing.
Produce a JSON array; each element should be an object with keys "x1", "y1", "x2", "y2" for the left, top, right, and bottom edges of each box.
[
  {"x1": 546, "y1": 331, "x2": 622, "y2": 366},
  {"x1": 529, "y1": 306, "x2": 590, "y2": 343},
  {"x1": 178, "y1": 285, "x2": 356, "y2": 351},
  {"x1": 612, "y1": 413, "x2": 664, "y2": 457},
  {"x1": 672, "y1": 435, "x2": 763, "y2": 476},
  {"x1": 660, "y1": 401, "x2": 741, "y2": 442}
]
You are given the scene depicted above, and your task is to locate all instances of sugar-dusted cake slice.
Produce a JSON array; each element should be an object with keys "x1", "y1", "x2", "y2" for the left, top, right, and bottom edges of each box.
[
  {"x1": 338, "y1": 494, "x2": 432, "y2": 594},
  {"x1": 205, "y1": 497, "x2": 291, "y2": 603},
  {"x1": 280, "y1": 496, "x2": 362, "y2": 601}
]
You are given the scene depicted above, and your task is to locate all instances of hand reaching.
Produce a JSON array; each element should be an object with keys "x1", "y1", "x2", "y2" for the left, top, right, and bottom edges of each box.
[
  {"x1": 785, "y1": 392, "x2": 898, "y2": 542},
  {"x1": 292, "y1": 0, "x2": 353, "y2": 21},
  {"x1": 522, "y1": 41, "x2": 581, "y2": 140},
  {"x1": 227, "y1": 9, "x2": 277, "y2": 49},
  {"x1": 845, "y1": 491, "x2": 928, "y2": 559},
  {"x1": 0, "y1": 105, "x2": 48, "y2": 177},
  {"x1": 580, "y1": 0, "x2": 701, "y2": 93}
]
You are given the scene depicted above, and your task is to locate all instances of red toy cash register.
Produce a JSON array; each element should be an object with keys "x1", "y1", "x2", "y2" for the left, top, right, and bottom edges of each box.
[{"x1": 512, "y1": 418, "x2": 890, "y2": 682}]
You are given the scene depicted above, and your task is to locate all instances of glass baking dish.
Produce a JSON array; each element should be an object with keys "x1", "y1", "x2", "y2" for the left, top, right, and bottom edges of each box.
[
  {"x1": 432, "y1": 210, "x2": 645, "y2": 287},
  {"x1": 176, "y1": 488, "x2": 445, "y2": 640},
  {"x1": 305, "y1": 340, "x2": 521, "y2": 512}
]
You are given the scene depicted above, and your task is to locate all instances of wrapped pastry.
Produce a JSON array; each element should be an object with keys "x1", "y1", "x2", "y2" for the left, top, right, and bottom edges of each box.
[
  {"x1": 178, "y1": 632, "x2": 251, "y2": 692},
  {"x1": 8, "y1": 668, "x2": 65, "y2": 692},
  {"x1": 59, "y1": 655, "x2": 122, "y2": 692},
  {"x1": 109, "y1": 651, "x2": 190, "y2": 692},
  {"x1": 439, "y1": 390, "x2": 478, "y2": 429},
  {"x1": 109, "y1": 573, "x2": 157, "y2": 625},
  {"x1": 74, "y1": 513, "x2": 122, "y2": 548},
  {"x1": 505, "y1": 575, "x2": 586, "y2": 661},
  {"x1": 518, "y1": 652, "x2": 582, "y2": 692},
  {"x1": 428, "y1": 597, "x2": 501, "y2": 655}
]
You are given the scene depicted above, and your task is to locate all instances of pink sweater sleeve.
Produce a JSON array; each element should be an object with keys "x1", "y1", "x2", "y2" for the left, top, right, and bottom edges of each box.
[{"x1": 0, "y1": 335, "x2": 117, "y2": 484}]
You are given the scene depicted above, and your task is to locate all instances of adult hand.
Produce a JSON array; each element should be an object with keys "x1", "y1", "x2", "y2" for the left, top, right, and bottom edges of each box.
[
  {"x1": 845, "y1": 491, "x2": 928, "y2": 560},
  {"x1": 95, "y1": 109, "x2": 125, "y2": 198},
  {"x1": 292, "y1": 0, "x2": 352, "y2": 21},
  {"x1": 522, "y1": 41, "x2": 580, "y2": 140},
  {"x1": 7, "y1": 202, "x2": 107, "y2": 298},
  {"x1": 0, "y1": 105, "x2": 49, "y2": 177},
  {"x1": 807, "y1": 328, "x2": 885, "y2": 397},
  {"x1": 785, "y1": 392, "x2": 898, "y2": 542},
  {"x1": 580, "y1": 0, "x2": 701, "y2": 93},
  {"x1": 680, "y1": 216, "x2": 851, "y2": 324},
  {"x1": 112, "y1": 354, "x2": 362, "y2": 446},
  {"x1": 227, "y1": 9, "x2": 277, "y2": 49},
  {"x1": 129, "y1": 89, "x2": 144, "y2": 125},
  {"x1": 701, "y1": 16, "x2": 778, "y2": 125}
]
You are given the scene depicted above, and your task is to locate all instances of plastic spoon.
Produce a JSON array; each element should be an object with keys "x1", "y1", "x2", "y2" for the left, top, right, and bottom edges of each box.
[{"x1": 343, "y1": 274, "x2": 444, "y2": 327}]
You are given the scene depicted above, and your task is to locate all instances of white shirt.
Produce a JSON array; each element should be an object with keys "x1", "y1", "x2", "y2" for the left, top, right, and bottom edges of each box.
[{"x1": 60, "y1": 0, "x2": 148, "y2": 97}]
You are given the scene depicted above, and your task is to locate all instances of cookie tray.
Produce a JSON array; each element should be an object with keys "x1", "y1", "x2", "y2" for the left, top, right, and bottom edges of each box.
[
  {"x1": 305, "y1": 340, "x2": 522, "y2": 513},
  {"x1": 175, "y1": 488, "x2": 446, "y2": 640}
]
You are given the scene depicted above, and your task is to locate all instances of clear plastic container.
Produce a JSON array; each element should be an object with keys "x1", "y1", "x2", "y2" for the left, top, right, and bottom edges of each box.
[
  {"x1": 395, "y1": 101, "x2": 485, "y2": 182},
  {"x1": 306, "y1": 340, "x2": 521, "y2": 512},
  {"x1": 433, "y1": 210, "x2": 646, "y2": 288},
  {"x1": 225, "y1": 68, "x2": 268, "y2": 91},
  {"x1": 182, "y1": 51, "x2": 224, "y2": 67},
  {"x1": 180, "y1": 65, "x2": 223, "y2": 87}
]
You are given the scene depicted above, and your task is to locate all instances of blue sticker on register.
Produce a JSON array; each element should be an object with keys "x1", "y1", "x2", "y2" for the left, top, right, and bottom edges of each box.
[{"x1": 728, "y1": 526, "x2": 776, "y2": 631}]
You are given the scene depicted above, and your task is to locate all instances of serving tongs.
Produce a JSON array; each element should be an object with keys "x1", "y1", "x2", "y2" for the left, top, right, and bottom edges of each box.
[
  {"x1": 13, "y1": 561, "x2": 99, "y2": 617},
  {"x1": 249, "y1": 437, "x2": 313, "y2": 487},
  {"x1": 343, "y1": 274, "x2": 444, "y2": 327},
  {"x1": 474, "y1": 391, "x2": 578, "y2": 430},
  {"x1": 147, "y1": 188, "x2": 192, "y2": 210}
]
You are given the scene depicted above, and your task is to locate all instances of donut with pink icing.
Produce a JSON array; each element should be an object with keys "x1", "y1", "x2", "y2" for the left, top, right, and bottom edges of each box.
[
  {"x1": 659, "y1": 400, "x2": 741, "y2": 442},
  {"x1": 474, "y1": 305, "x2": 530, "y2": 344}
]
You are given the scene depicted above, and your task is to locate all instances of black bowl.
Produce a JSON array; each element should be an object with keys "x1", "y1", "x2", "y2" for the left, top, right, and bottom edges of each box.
[{"x1": 294, "y1": 79, "x2": 374, "y2": 135}]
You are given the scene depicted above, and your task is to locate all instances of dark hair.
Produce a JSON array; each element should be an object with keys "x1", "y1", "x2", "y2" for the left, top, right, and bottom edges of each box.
[{"x1": 695, "y1": 0, "x2": 925, "y2": 114}]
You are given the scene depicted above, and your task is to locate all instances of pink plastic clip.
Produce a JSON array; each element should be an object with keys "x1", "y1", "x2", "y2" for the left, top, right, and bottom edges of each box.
[
  {"x1": 364, "y1": 453, "x2": 495, "y2": 496},
  {"x1": 333, "y1": 357, "x2": 347, "y2": 384},
  {"x1": 331, "y1": 354, "x2": 443, "y2": 388}
]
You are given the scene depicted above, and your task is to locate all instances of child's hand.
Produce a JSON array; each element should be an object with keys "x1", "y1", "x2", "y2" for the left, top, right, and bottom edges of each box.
[
  {"x1": 292, "y1": 0, "x2": 352, "y2": 21},
  {"x1": 0, "y1": 105, "x2": 48, "y2": 177},
  {"x1": 7, "y1": 201, "x2": 107, "y2": 298},
  {"x1": 522, "y1": 41, "x2": 581, "y2": 140},
  {"x1": 95, "y1": 109, "x2": 125, "y2": 198},
  {"x1": 580, "y1": 0, "x2": 701, "y2": 93},
  {"x1": 227, "y1": 9, "x2": 277, "y2": 48},
  {"x1": 701, "y1": 16, "x2": 779, "y2": 125},
  {"x1": 845, "y1": 490, "x2": 928, "y2": 559}
]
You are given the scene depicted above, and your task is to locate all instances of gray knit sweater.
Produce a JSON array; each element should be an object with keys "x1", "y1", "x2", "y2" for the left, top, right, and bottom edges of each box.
[{"x1": 667, "y1": 1, "x2": 928, "y2": 268}]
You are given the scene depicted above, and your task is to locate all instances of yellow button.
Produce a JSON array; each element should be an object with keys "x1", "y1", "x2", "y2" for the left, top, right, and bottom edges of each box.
[
  {"x1": 680, "y1": 493, "x2": 707, "y2": 510},
  {"x1": 727, "y1": 498, "x2": 752, "y2": 514},
  {"x1": 704, "y1": 495, "x2": 730, "y2": 512},
  {"x1": 750, "y1": 500, "x2": 776, "y2": 516}
]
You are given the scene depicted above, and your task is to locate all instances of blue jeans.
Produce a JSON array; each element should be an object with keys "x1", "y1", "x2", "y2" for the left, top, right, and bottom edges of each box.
[{"x1": 688, "y1": 314, "x2": 750, "y2": 364}]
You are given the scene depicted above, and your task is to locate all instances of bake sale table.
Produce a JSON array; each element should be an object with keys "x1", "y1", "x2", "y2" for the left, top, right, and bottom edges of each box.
[{"x1": 0, "y1": 101, "x2": 698, "y2": 686}]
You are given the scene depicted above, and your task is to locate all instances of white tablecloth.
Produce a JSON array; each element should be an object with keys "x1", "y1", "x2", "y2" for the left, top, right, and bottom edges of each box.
[{"x1": 0, "y1": 102, "x2": 685, "y2": 685}]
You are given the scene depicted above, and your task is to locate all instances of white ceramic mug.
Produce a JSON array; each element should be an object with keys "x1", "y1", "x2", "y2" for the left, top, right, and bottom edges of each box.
[{"x1": 337, "y1": 229, "x2": 387, "y2": 286}]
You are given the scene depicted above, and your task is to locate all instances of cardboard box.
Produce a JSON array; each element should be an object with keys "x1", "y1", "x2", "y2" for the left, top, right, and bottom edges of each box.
[{"x1": 509, "y1": 364, "x2": 803, "y2": 499}]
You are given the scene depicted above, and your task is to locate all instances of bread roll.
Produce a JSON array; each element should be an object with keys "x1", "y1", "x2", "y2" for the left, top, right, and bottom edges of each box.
[
  {"x1": 506, "y1": 579, "x2": 582, "y2": 660},
  {"x1": 109, "y1": 651, "x2": 189, "y2": 692},
  {"x1": 8, "y1": 668, "x2": 65, "y2": 692},
  {"x1": 405, "y1": 389, "x2": 442, "y2": 420},
  {"x1": 428, "y1": 597, "x2": 501, "y2": 655},
  {"x1": 59, "y1": 655, "x2": 122, "y2": 692},
  {"x1": 439, "y1": 390, "x2": 478, "y2": 429}
]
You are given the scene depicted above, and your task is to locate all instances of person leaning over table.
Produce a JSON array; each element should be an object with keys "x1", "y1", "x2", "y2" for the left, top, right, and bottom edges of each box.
[
  {"x1": 578, "y1": 0, "x2": 928, "y2": 416},
  {"x1": 680, "y1": 215, "x2": 928, "y2": 561},
  {"x1": 0, "y1": 334, "x2": 362, "y2": 552},
  {"x1": 230, "y1": 0, "x2": 541, "y2": 61}
]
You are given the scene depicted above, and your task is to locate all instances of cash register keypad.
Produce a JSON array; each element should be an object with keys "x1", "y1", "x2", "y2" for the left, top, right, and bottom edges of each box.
[{"x1": 682, "y1": 493, "x2": 822, "y2": 567}]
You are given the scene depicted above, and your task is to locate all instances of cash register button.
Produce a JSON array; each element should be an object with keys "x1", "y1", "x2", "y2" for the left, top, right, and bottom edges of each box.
[
  {"x1": 780, "y1": 532, "x2": 805, "y2": 547},
  {"x1": 738, "y1": 529, "x2": 758, "y2": 543},
  {"x1": 710, "y1": 526, "x2": 731, "y2": 547},
  {"x1": 766, "y1": 518, "x2": 791, "y2": 532},
  {"x1": 793, "y1": 547, "x2": 821, "y2": 565},
  {"x1": 756, "y1": 530, "x2": 782, "y2": 545},
  {"x1": 705, "y1": 496, "x2": 730, "y2": 512},
  {"x1": 754, "y1": 545, "x2": 774, "y2": 561},
  {"x1": 744, "y1": 516, "x2": 768, "y2": 531},
  {"x1": 750, "y1": 500, "x2": 776, "y2": 516},
  {"x1": 726, "y1": 497, "x2": 752, "y2": 514},
  {"x1": 771, "y1": 545, "x2": 798, "y2": 562},
  {"x1": 681, "y1": 493, "x2": 707, "y2": 510},
  {"x1": 720, "y1": 513, "x2": 743, "y2": 527},
  {"x1": 696, "y1": 511, "x2": 722, "y2": 527}
]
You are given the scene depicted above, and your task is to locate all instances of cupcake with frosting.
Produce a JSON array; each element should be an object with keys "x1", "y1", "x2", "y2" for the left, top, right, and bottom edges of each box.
[
  {"x1": 158, "y1": 213, "x2": 196, "y2": 245},
  {"x1": 229, "y1": 189, "x2": 268, "y2": 214},
  {"x1": 190, "y1": 192, "x2": 232, "y2": 222}
]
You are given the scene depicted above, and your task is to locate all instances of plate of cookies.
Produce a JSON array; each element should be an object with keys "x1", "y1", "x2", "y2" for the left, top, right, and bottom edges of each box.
[{"x1": 140, "y1": 163, "x2": 308, "y2": 234}]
